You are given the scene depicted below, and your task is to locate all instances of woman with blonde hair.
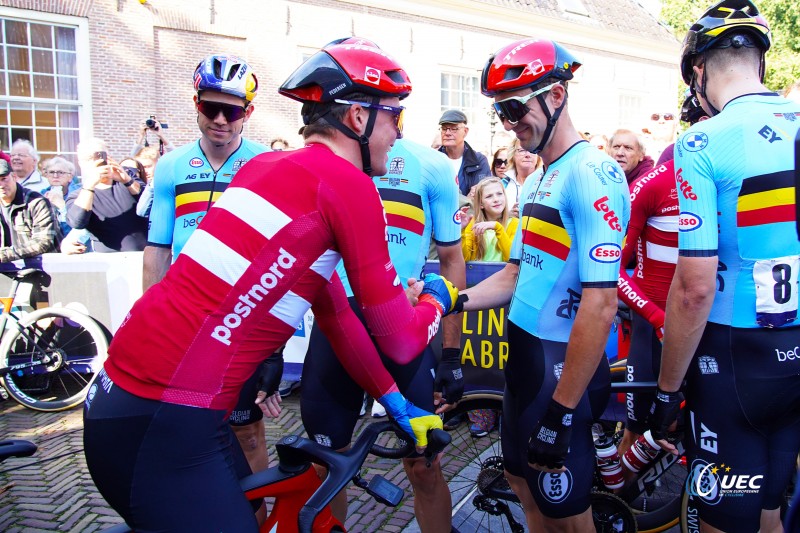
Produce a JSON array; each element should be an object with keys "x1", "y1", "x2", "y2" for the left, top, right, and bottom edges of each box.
[{"x1": 504, "y1": 137, "x2": 543, "y2": 204}]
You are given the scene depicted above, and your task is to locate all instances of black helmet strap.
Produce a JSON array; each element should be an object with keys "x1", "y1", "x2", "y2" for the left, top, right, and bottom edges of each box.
[
  {"x1": 531, "y1": 89, "x2": 567, "y2": 155},
  {"x1": 311, "y1": 97, "x2": 381, "y2": 175}
]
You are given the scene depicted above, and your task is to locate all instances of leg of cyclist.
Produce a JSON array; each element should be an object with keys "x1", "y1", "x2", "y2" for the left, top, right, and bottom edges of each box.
[
  {"x1": 229, "y1": 365, "x2": 269, "y2": 524},
  {"x1": 501, "y1": 324, "x2": 602, "y2": 531}
]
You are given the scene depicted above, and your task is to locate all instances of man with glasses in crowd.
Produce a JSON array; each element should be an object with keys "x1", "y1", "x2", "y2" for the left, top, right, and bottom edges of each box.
[
  {"x1": 437, "y1": 109, "x2": 491, "y2": 197},
  {"x1": 141, "y1": 54, "x2": 276, "y2": 523},
  {"x1": 455, "y1": 38, "x2": 629, "y2": 530},
  {"x1": 9, "y1": 140, "x2": 48, "y2": 194}
]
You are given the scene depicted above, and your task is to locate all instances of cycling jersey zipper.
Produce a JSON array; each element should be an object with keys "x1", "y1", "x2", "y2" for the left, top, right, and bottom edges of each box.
[{"x1": 198, "y1": 139, "x2": 244, "y2": 213}]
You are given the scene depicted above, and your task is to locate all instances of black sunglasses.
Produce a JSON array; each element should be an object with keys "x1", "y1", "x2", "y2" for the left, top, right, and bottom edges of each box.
[
  {"x1": 494, "y1": 159, "x2": 508, "y2": 166},
  {"x1": 493, "y1": 82, "x2": 557, "y2": 124},
  {"x1": 197, "y1": 100, "x2": 248, "y2": 122}
]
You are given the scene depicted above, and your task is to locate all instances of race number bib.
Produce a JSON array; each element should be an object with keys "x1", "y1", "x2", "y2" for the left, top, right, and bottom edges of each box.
[{"x1": 753, "y1": 255, "x2": 799, "y2": 328}]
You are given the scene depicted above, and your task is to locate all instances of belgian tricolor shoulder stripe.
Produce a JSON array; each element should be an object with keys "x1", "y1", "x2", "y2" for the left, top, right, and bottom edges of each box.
[
  {"x1": 737, "y1": 170, "x2": 795, "y2": 227},
  {"x1": 521, "y1": 204, "x2": 571, "y2": 261},
  {"x1": 175, "y1": 181, "x2": 229, "y2": 219},
  {"x1": 378, "y1": 188, "x2": 425, "y2": 236}
]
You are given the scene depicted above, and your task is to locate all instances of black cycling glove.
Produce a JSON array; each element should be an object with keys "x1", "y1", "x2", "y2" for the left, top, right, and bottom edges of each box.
[
  {"x1": 648, "y1": 387, "x2": 681, "y2": 441},
  {"x1": 258, "y1": 349, "x2": 284, "y2": 397},
  {"x1": 528, "y1": 399, "x2": 574, "y2": 470},
  {"x1": 434, "y1": 347, "x2": 464, "y2": 405}
]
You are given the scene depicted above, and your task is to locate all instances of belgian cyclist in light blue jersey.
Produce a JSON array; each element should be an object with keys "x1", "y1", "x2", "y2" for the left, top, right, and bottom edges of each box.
[
  {"x1": 649, "y1": 2, "x2": 800, "y2": 532},
  {"x1": 301, "y1": 136, "x2": 466, "y2": 532},
  {"x1": 455, "y1": 39, "x2": 629, "y2": 529}
]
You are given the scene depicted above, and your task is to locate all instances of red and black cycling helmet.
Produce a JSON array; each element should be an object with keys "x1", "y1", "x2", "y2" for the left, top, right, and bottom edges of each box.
[
  {"x1": 279, "y1": 38, "x2": 411, "y2": 104},
  {"x1": 481, "y1": 39, "x2": 581, "y2": 97},
  {"x1": 680, "y1": 0, "x2": 771, "y2": 85},
  {"x1": 279, "y1": 38, "x2": 412, "y2": 176}
]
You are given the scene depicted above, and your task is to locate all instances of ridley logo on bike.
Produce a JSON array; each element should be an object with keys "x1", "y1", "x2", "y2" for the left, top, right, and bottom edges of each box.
[{"x1": 538, "y1": 470, "x2": 573, "y2": 503}]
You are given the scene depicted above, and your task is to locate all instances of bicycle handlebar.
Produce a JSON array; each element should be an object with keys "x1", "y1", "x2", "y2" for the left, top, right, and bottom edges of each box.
[{"x1": 296, "y1": 421, "x2": 449, "y2": 533}]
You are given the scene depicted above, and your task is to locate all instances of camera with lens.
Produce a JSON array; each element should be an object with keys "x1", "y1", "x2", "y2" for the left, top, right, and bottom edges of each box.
[{"x1": 145, "y1": 115, "x2": 168, "y2": 130}]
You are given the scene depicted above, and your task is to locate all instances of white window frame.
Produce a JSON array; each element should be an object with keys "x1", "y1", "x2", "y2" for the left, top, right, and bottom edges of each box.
[{"x1": 0, "y1": 6, "x2": 92, "y2": 160}]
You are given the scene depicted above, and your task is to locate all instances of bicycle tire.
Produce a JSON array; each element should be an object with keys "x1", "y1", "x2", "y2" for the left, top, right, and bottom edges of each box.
[
  {"x1": 439, "y1": 392, "x2": 526, "y2": 533},
  {"x1": 0, "y1": 306, "x2": 108, "y2": 412}
]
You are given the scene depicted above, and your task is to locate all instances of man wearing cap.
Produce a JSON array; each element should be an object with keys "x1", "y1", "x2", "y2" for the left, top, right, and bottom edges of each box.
[{"x1": 437, "y1": 109, "x2": 491, "y2": 197}]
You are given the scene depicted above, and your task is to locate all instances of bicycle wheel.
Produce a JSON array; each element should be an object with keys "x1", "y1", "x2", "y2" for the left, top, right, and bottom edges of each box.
[
  {"x1": 439, "y1": 392, "x2": 526, "y2": 533},
  {"x1": 0, "y1": 306, "x2": 109, "y2": 412}
]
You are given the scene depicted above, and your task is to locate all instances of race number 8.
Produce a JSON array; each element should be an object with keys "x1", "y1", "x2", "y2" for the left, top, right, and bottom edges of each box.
[{"x1": 754, "y1": 255, "x2": 799, "y2": 328}]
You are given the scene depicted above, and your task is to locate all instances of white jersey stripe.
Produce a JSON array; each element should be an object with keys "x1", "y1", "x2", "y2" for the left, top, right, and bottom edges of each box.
[
  {"x1": 213, "y1": 187, "x2": 291, "y2": 239},
  {"x1": 647, "y1": 215, "x2": 679, "y2": 233},
  {"x1": 270, "y1": 291, "x2": 312, "y2": 328},
  {"x1": 310, "y1": 250, "x2": 342, "y2": 281},
  {"x1": 646, "y1": 240, "x2": 679, "y2": 264},
  {"x1": 181, "y1": 229, "x2": 250, "y2": 285}
]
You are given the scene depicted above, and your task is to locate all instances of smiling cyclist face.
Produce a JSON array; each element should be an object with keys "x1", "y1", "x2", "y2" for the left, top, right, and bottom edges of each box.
[{"x1": 194, "y1": 91, "x2": 254, "y2": 149}]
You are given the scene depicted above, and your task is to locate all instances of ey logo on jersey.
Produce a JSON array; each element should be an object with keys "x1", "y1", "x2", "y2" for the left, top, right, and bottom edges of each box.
[{"x1": 682, "y1": 132, "x2": 708, "y2": 152}]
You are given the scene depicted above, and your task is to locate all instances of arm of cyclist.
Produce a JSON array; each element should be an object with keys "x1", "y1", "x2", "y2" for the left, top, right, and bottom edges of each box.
[
  {"x1": 618, "y1": 269, "x2": 666, "y2": 340},
  {"x1": 326, "y1": 179, "x2": 457, "y2": 364},
  {"x1": 312, "y1": 275, "x2": 442, "y2": 449},
  {"x1": 650, "y1": 255, "x2": 716, "y2": 454},
  {"x1": 142, "y1": 156, "x2": 176, "y2": 291},
  {"x1": 434, "y1": 243, "x2": 466, "y2": 412},
  {"x1": 460, "y1": 261, "x2": 519, "y2": 311}
]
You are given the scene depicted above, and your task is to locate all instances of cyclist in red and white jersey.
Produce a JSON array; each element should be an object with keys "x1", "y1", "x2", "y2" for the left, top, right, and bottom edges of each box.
[{"x1": 83, "y1": 39, "x2": 456, "y2": 533}]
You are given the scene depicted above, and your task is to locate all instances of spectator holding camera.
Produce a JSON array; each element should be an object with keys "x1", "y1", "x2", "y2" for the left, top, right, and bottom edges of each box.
[
  {"x1": 131, "y1": 116, "x2": 174, "y2": 158},
  {"x1": 66, "y1": 138, "x2": 147, "y2": 253}
]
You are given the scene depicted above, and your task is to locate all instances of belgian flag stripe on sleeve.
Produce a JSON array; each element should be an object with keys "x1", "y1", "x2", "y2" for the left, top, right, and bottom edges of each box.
[
  {"x1": 737, "y1": 171, "x2": 795, "y2": 227},
  {"x1": 380, "y1": 190, "x2": 426, "y2": 236},
  {"x1": 521, "y1": 204, "x2": 571, "y2": 261}
]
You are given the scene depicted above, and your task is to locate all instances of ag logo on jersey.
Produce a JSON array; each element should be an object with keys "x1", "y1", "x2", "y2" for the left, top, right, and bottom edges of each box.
[
  {"x1": 388, "y1": 157, "x2": 405, "y2": 175},
  {"x1": 679, "y1": 212, "x2": 702, "y2": 232},
  {"x1": 189, "y1": 157, "x2": 204, "y2": 168},
  {"x1": 601, "y1": 161, "x2": 624, "y2": 184},
  {"x1": 538, "y1": 470, "x2": 573, "y2": 503},
  {"x1": 590, "y1": 243, "x2": 622, "y2": 263},
  {"x1": 232, "y1": 158, "x2": 248, "y2": 171},
  {"x1": 683, "y1": 132, "x2": 709, "y2": 152}
]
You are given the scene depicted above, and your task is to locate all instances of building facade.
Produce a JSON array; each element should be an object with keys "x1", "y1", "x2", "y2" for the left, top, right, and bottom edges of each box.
[{"x1": 0, "y1": 0, "x2": 678, "y2": 163}]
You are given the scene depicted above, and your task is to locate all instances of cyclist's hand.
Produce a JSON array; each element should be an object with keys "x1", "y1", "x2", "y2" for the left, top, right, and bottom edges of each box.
[
  {"x1": 655, "y1": 323, "x2": 665, "y2": 344},
  {"x1": 528, "y1": 399, "x2": 574, "y2": 473},
  {"x1": 648, "y1": 387, "x2": 681, "y2": 455},
  {"x1": 418, "y1": 273, "x2": 459, "y2": 316},
  {"x1": 256, "y1": 390, "x2": 282, "y2": 418},
  {"x1": 405, "y1": 278, "x2": 423, "y2": 306},
  {"x1": 378, "y1": 391, "x2": 443, "y2": 452},
  {"x1": 258, "y1": 350, "x2": 284, "y2": 398},
  {"x1": 433, "y1": 347, "x2": 463, "y2": 414}
]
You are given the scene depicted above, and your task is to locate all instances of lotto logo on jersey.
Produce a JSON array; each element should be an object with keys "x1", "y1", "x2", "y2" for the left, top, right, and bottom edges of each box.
[
  {"x1": 682, "y1": 132, "x2": 709, "y2": 152},
  {"x1": 592, "y1": 196, "x2": 622, "y2": 231},
  {"x1": 189, "y1": 157, "x2": 204, "y2": 168},
  {"x1": 675, "y1": 168, "x2": 698, "y2": 200},
  {"x1": 590, "y1": 243, "x2": 622, "y2": 263},
  {"x1": 679, "y1": 212, "x2": 702, "y2": 232}
]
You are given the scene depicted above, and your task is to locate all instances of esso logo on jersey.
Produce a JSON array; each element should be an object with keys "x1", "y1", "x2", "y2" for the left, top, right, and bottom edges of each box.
[
  {"x1": 452, "y1": 209, "x2": 462, "y2": 224},
  {"x1": 590, "y1": 243, "x2": 622, "y2": 263},
  {"x1": 538, "y1": 470, "x2": 573, "y2": 503},
  {"x1": 679, "y1": 212, "x2": 703, "y2": 232},
  {"x1": 189, "y1": 157, "x2": 204, "y2": 168}
]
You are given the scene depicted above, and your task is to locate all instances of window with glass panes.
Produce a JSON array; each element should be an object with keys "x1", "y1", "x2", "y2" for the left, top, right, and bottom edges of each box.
[
  {"x1": 0, "y1": 17, "x2": 80, "y2": 162},
  {"x1": 440, "y1": 72, "x2": 481, "y2": 126}
]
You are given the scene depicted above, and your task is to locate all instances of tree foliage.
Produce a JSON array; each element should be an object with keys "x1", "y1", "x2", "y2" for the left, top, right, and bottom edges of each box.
[{"x1": 658, "y1": 0, "x2": 800, "y2": 91}]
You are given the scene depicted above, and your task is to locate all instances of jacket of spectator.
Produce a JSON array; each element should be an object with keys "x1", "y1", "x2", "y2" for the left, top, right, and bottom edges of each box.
[
  {"x1": 0, "y1": 185, "x2": 58, "y2": 262},
  {"x1": 438, "y1": 141, "x2": 491, "y2": 196},
  {"x1": 625, "y1": 155, "x2": 656, "y2": 184}
]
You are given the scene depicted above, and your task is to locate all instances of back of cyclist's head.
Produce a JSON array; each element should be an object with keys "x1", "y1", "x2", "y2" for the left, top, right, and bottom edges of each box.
[
  {"x1": 480, "y1": 38, "x2": 581, "y2": 98},
  {"x1": 680, "y1": 0, "x2": 771, "y2": 86},
  {"x1": 194, "y1": 54, "x2": 259, "y2": 106},
  {"x1": 279, "y1": 37, "x2": 411, "y2": 129}
]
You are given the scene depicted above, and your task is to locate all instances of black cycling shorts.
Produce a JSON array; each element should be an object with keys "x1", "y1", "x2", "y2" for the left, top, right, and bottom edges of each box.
[
  {"x1": 683, "y1": 322, "x2": 800, "y2": 532},
  {"x1": 502, "y1": 322, "x2": 610, "y2": 519},
  {"x1": 625, "y1": 312, "x2": 663, "y2": 434},
  {"x1": 228, "y1": 364, "x2": 263, "y2": 427},
  {"x1": 301, "y1": 296, "x2": 436, "y2": 451},
  {"x1": 83, "y1": 370, "x2": 259, "y2": 532}
]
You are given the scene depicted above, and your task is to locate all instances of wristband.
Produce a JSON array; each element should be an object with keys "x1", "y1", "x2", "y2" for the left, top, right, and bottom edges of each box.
[
  {"x1": 123, "y1": 179, "x2": 134, "y2": 187},
  {"x1": 452, "y1": 293, "x2": 469, "y2": 314}
]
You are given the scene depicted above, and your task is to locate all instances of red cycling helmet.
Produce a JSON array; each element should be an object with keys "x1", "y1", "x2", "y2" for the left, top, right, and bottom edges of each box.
[
  {"x1": 680, "y1": 0, "x2": 771, "y2": 85},
  {"x1": 481, "y1": 39, "x2": 581, "y2": 97},
  {"x1": 279, "y1": 38, "x2": 412, "y2": 104}
]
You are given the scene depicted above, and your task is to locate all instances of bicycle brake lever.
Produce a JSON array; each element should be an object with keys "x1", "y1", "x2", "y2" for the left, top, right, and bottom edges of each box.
[{"x1": 423, "y1": 428, "x2": 451, "y2": 467}]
